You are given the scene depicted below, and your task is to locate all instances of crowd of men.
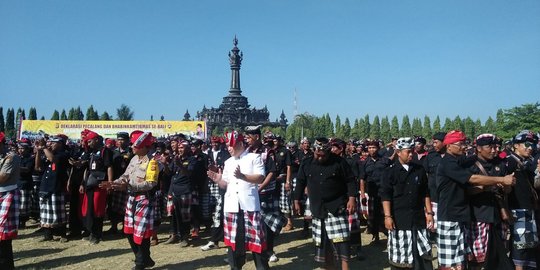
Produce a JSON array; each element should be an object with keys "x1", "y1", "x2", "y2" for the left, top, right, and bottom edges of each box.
[{"x1": 0, "y1": 126, "x2": 539, "y2": 270}]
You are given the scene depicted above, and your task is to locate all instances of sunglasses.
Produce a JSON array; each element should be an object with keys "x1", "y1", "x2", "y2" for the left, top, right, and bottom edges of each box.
[{"x1": 523, "y1": 142, "x2": 534, "y2": 148}]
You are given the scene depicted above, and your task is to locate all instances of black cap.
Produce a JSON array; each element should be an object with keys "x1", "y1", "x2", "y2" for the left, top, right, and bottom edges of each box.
[
  {"x1": 432, "y1": 132, "x2": 446, "y2": 142},
  {"x1": 117, "y1": 132, "x2": 129, "y2": 140}
]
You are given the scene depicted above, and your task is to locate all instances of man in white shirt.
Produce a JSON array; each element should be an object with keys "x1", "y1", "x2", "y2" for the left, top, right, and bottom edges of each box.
[{"x1": 208, "y1": 130, "x2": 268, "y2": 270}]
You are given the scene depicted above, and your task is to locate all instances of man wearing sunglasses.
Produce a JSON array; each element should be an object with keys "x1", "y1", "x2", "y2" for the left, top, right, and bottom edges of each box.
[
  {"x1": 436, "y1": 130, "x2": 515, "y2": 270},
  {"x1": 506, "y1": 130, "x2": 539, "y2": 270}
]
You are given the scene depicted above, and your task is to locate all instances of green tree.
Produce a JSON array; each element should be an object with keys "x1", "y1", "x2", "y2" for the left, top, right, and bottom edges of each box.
[
  {"x1": 335, "y1": 115, "x2": 342, "y2": 138},
  {"x1": 351, "y1": 119, "x2": 361, "y2": 139},
  {"x1": 323, "y1": 113, "x2": 334, "y2": 137},
  {"x1": 40, "y1": 116, "x2": 45, "y2": 120},
  {"x1": 342, "y1": 118, "x2": 351, "y2": 139},
  {"x1": 422, "y1": 115, "x2": 432, "y2": 139},
  {"x1": 463, "y1": 117, "x2": 475, "y2": 139},
  {"x1": 474, "y1": 119, "x2": 483, "y2": 136},
  {"x1": 60, "y1": 110, "x2": 68, "y2": 120},
  {"x1": 495, "y1": 109, "x2": 505, "y2": 136},
  {"x1": 100, "y1": 111, "x2": 112, "y2": 121},
  {"x1": 390, "y1": 116, "x2": 400, "y2": 138},
  {"x1": 433, "y1": 115, "x2": 441, "y2": 132},
  {"x1": 370, "y1": 116, "x2": 381, "y2": 139},
  {"x1": 76, "y1": 106, "x2": 84, "y2": 120},
  {"x1": 500, "y1": 102, "x2": 540, "y2": 138},
  {"x1": 484, "y1": 117, "x2": 496, "y2": 134},
  {"x1": 363, "y1": 114, "x2": 371, "y2": 138},
  {"x1": 86, "y1": 105, "x2": 99, "y2": 120},
  {"x1": 51, "y1": 110, "x2": 60, "y2": 120},
  {"x1": 358, "y1": 118, "x2": 368, "y2": 139},
  {"x1": 0, "y1": 107, "x2": 4, "y2": 132},
  {"x1": 453, "y1": 116, "x2": 463, "y2": 131},
  {"x1": 380, "y1": 116, "x2": 391, "y2": 142},
  {"x1": 5, "y1": 108, "x2": 15, "y2": 138},
  {"x1": 411, "y1": 117, "x2": 422, "y2": 136},
  {"x1": 401, "y1": 115, "x2": 411, "y2": 136},
  {"x1": 28, "y1": 107, "x2": 37, "y2": 120},
  {"x1": 443, "y1": 117, "x2": 452, "y2": 131},
  {"x1": 68, "y1": 108, "x2": 75, "y2": 120}
]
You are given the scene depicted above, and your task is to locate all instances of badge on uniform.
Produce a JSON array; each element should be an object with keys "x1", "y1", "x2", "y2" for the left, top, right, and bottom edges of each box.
[
  {"x1": 145, "y1": 159, "x2": 159, "y2": 182},
  {"x1": 91, "y1": 161, "x2": 96, "y2": 170}
]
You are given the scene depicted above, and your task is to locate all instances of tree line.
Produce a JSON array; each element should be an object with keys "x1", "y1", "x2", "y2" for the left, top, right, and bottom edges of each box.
[{"x1": 1, "y1": 102, "x2": 539, "y2": 142}]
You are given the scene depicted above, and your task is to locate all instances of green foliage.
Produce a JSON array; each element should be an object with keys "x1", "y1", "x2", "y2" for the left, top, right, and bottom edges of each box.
[
  {"x1": 60, "y1": 110, "x2": 68, "y2": 120},
  {"x1": 463, "y1": 117, "x2": 475, "y2": 139},
  {"x1": 411, "y1": 117, "x2": 422, "y2": 136},
  {"x1": 400, "y1": 115, "x2": 411, "y2": 137},
  {"x1": 422, "y1": 115, "x2": 432, "y2": 139},
  {"x1": 443, "y1": 117, "x2": 452, "y2": 131},
  {"x1": 0, "y1": 107, "x2": 4, "y2": 132},
  {"x1": 370, "y1": 116, "x2": 381, "y2": 139},
  {"x1": 28, "y1": 107, "x2": 37, "y2": 120},
  {"x1": 342, "y1": 118, "x2": 351, "y2": 139},
  {"x1": 51, "y1": 110, "x2": 60, "y2": 120},
  {"x1": 86, "y1": 105, "x2": 100, "y2": 120},
  {"x1": 5, "y1": 108, "x2": 15, "y2": 138},
  {"x1": 116, "y1": 104, "x2": 134, "y2": 121},
  {"x1": 433, "y1": 115, "x2": 441, "y2": 132},
  {"x1": 390, "y1": 116, "x2": 399, "y2": 138},
  {"x1": 380, "y1": 116, "x2": 391, "y2": 142},
  {"x1": 484, "y1": 117, "x2": 496, "y2": 134},
  {"x1": 498, "y1": 102, "x2": 540, "y2": 139}
]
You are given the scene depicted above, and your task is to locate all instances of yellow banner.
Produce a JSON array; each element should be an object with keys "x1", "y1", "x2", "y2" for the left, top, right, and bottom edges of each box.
[{"x1": 20, "y1": 120, "x2": 206, "y2": 140}]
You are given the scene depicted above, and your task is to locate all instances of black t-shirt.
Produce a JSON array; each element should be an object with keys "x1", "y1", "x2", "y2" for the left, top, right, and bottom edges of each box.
[
  {"x1": 113, "y1": 148, "x2": 133, "y2": 179},
  {"x1": 436, "y1": 153, "x2": 473, "y2": 222},
  {"x1": 40, "y1": 151, "x2": 70, "y2": 194},
  {"x1": 506, "y1": 154, "x2": 537, "y2": 210},
  {"x1": 467, "y1": 157, "x2": 506, "y2": 223},
  {"x1": 289, "y1": 149, "x2": 302, "y2": 175},
  {"x1": 294, "y1": 154, "x2": 356, "y2": 218},
  {"x1": 169, "y1": 156, "x2": 196, "y2": 195},
  {"x1": 18, "y1": 154, "x2": 35, "y2": 188},
  {"x1": 380, "y1": 161, "x2": 429, "y2": 230},
  {"x1": 88, "y1": 147, "x2": 114, "y2": 174},
  {"x1": 274, "y1": 146, "x2": 291, "y2": 175},
  {"x1": 424, "y1": 150, "x2": 444, "y2": 203},
  {"x1": 359, "y1": 156, "x2": 390, "y2": 185}
]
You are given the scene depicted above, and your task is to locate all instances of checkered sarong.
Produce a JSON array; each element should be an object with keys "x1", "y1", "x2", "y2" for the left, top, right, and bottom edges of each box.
[
  {"x1": 153, "y1": 190, "x2": 164, "y2": 225},
  {"x1": 260, "y1": 193, "x2": 286, "y2": 233},
  {"x1": 304, "y1": 197, "x2": 312, "y2": 218},
  {"x1": 388, "y1": 229, "x2": 432, "y2": 267},
  {"x1": 19, "y1": 188, "x2": 31, "y2": 218},
  {"x1": 124, "y1": 194, "x2": 154, "y2": 245},
  {"x1": 437, "y1": 221, "x2": 469, "y2": 268},
  {"x1": 224, "y1": 211, "x2": 266, "y2": 253},
  {"x1": 212, "y1": 194, "x2": 223, "y2": 228},
  {"x1": 279, "y1": 182, "x2": 292, "y2": 215},
  {"x1": 166, "y1": 196, "x2": 174, "y2": 217},
  {"x1": 39, "y1": 193, "x2": 67, "y2": 228},
  {"x1": 0, "y1": 189, "x2": 20, "y2": 240},
  {"x1": 171, "y1": 193, "x2": 192, "y2": 222},
  {"x1": 465, "y1": 222, "x2": 490, "y2": 263},
  {"x1": 31, "y1": 180, "x2": 41, "y2": 217},
  {"x1": 107, "y1": 190, "x2": 128, "y2": 217},
  {"x1": 511, "y1": 209, "x2": 538, "y2": 250},
  {"x1": 200, "y1": 191, "x2": 219, "y2": 220},
  {"x1": 431, "y1": 202, "x2": 438, "y2": 229},
  {"x1": 312, "y1": 211, "x2": 350, "y2": 246}
]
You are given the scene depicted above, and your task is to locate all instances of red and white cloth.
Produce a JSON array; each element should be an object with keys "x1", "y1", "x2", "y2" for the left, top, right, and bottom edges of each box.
[
  {"x1": 124, "y1": 194, "x2": 154, "y2": 245},
  {"x1": 224, "y1": 211, "x2": 266, "y2": 253},
  {"x1": 0, "y1": 189, "x2": 20, "y2": 240}
]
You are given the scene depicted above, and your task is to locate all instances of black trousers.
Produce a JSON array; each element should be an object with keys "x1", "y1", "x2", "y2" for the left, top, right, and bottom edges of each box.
[
  {"x1": 227, "y1": 210, "x2": 269, "y2": 270},
  {"x1": 367, "y1": 182, "x2": 383, "y2": 237},
  {"x1": 83, "y1": 189, "x2": 104, "y2": 239},
  {"x1": 127, "y1": 235, "x2": 152, "y2": 267},
  {"x1": 0, "y1": 239, "x2": 14, "y2": 270},
  {"x1": 171, "y1": 194, "x2": 190, "y2": 239},
  {"x1": 68, "y1": 172, "x2": 83, "y2": 235}
]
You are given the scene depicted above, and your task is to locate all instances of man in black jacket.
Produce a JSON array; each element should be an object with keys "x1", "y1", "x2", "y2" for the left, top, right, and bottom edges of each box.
[
  {"x1": 381, "y1": 137, "x2": 433, "y2": 270},
  {"x1": 294, "y1": 137, "x2": 357, "y2": 270}
]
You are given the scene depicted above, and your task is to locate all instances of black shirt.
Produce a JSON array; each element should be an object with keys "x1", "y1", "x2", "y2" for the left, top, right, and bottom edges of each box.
[
  {"x1": 506, "y1": 154, "x2": 537, "y2": 210},
  {"x1": 294, "y1": 154, "x2": 357, "y2": 219},
  {"x1": 467, "y1": 157, "x2": 506, "y2": 223},
  {"x1": 40, "y1": 151, "x2": 70, "y2": 194},
  {"x1": 289, "y1": 149, "x2": 302, "y2": 175},
  {"x1": 18, "y1": 154, "x2": 35, "y2": 189},
  {"x1": 274, "y1": 146, "x2": 291, "y2": 175},
  {"x1": 359, "y1": 156, "x2": 390, "y2": 185},
  {"x1": 113, "y1": 147, "x2": 133, "y2": 179},
  {"x1": 424, "y1": 150, "x2": 444, "y2": 203},
  {"x1": 169, "y1": 156, "x2": 196, "y2": 196},
  {"x1": 380, "y1": 161, "x2": 429, "y2": 230},
  {"x1": 436, "y1": 153, "x2": 473, "y2": 222}
]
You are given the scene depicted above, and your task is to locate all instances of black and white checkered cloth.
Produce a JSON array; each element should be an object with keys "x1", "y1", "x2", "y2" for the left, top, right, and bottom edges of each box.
[
  {"x1": 0, "y1": 189, "x2": 20, "y2": 240},
  {"x1": 19, "y1": 188, "x2": 31, "y2": 218},
  {"x1": 153, "y1": 190, "x2": 164, "y2": 225},
  {"x1": 39, "y1": 193, "x2": 67, "y2": 228},
  {"x1": 388, "y1": 229, "x2": 432, "y2": 267},
  {"x1": 108, "y1": 190, "x2": 128, "y2": 217},
  {"x1": 511, "y1": 209, "x2": 538, "y2": 250},
  {"x1": 279, "y1": 181, "x2": 292, "y2": 215},
  {"x1": 212, "y1": 194, "x2": 223, "y2": 228},
  {"x1": 437, "y1": 221, "x2": 469, "y2": 268},
  {"x1": 260, "y1": 193, "x2": 286, "y2": 233},
  {"x1": 31, "y1": 180, "x2": 41, "y2": 217},
  {"x1": 312, "y1": 211, "x2": 350, "y2": 246}
]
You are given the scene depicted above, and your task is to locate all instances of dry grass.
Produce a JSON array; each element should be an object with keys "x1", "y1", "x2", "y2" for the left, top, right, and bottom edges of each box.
[{"x1": 13, "y1": 219, "x2": 396, "y2": 270}]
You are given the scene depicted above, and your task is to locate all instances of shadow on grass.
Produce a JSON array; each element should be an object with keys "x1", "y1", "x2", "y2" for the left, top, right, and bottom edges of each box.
[
  {"x1": 15, "y1": 247, "x2": 132, "y2": 269},
  {"x1": 15, "y1": 247, "x2": 67, "y2": 261},
  {"x1": 155, "y1": 253, "x2": 228, "y2": 269}
]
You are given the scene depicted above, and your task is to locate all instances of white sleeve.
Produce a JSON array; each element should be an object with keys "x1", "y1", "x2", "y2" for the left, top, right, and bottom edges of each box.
[{"x1": 252, "y1": 154, "x2": 265, "y2": 176}]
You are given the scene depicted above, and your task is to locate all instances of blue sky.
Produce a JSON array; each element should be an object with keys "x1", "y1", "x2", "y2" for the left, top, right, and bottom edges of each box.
[{"x1": 1, "y1": 1, "x2": 539, "y2": 124}]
